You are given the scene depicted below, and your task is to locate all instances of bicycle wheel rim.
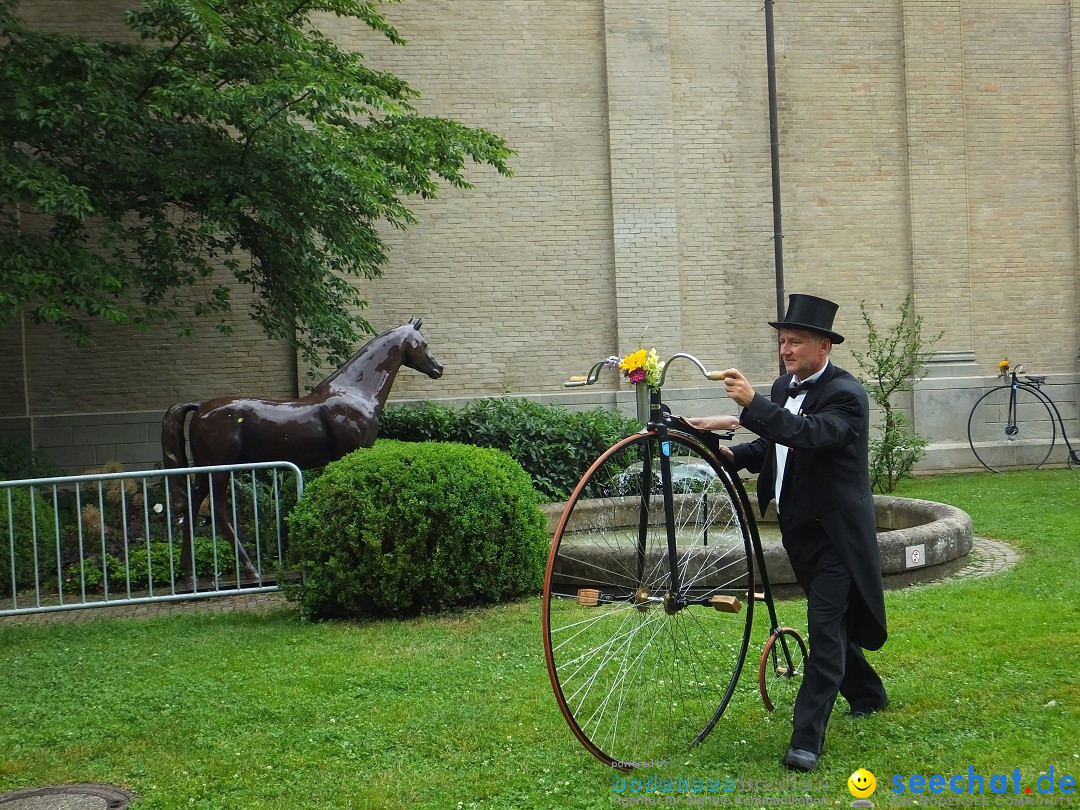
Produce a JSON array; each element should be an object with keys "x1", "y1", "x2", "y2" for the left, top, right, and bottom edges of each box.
[
  {"x1": 759, "y1": 627, "x2": 807, "y2": 713},
  {"x1": 542, "y1": 431, "x2": 755, "y2": 768},
  {"x1": 968, "y1": 385, "x2": 1056, "y2": 472}
]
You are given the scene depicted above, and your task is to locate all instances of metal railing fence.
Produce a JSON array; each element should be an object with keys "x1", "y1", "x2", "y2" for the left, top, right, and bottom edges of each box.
[{"x1": 1, "y1": 462, "x2": 303, "y2": 617}]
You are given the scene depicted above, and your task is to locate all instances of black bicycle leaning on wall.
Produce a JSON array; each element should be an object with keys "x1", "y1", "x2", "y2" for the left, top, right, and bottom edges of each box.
[
  {"x1": 966, "y1": 359, "x2": 1080, "y2": 472},
  {"x1": 541, "y1": 352, "x2": 807, "y2": 770}
]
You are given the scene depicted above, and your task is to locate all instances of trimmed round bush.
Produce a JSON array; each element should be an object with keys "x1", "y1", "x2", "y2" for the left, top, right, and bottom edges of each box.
[
  {"x1": 0, "y1": 488, "x2": 59, "y2": 590},
  {"x1": 286, "y1": 441, "x2": 549, "y2": 619}
]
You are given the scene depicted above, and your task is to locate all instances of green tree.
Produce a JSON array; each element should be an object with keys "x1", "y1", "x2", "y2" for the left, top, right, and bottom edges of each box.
[
  {"x1": 851, "y1": 295, "x2": 943, "y2": 493},
  {"x1": 0, "y1": 0, "x2": 512, "y2": 366}
]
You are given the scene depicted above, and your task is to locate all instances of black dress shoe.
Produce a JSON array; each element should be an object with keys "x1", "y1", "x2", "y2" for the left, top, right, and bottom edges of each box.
[
  {"x1": 850, "y1": 697, "x2": 890, "y2": 718},
  {"x1": 782, "y1": 748, "x2": 820, "y2": 772}
]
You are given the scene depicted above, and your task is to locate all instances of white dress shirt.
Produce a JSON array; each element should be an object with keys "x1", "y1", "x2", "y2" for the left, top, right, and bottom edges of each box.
[{"x1": 774, "y1": 362, "x2": 829, "y2": 512}]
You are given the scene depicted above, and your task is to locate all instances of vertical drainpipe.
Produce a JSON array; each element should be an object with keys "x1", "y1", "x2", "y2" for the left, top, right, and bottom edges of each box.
[
  {"x1": 20, "y1": 310, "x2": 36, "y2": 452},
  {"x1": 765, "y1": 0, "x2": 786, "y2": 375},
  {"x1": 18, "y1": 197, "x2": 35, "y2": 450}
]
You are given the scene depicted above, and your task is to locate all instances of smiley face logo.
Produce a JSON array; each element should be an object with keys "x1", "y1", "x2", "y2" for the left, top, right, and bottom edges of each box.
[{"x1": 848, "y1": 768, "x2": 877, "y2": 799}]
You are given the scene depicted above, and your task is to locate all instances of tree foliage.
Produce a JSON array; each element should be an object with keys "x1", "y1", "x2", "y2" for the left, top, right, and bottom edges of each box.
[
  {"x1": 851, "y1": 294, "x2": 943, "y2": 493},
  {"x1": 0, "y1": 0, "x2": 512, "y2": 365}
]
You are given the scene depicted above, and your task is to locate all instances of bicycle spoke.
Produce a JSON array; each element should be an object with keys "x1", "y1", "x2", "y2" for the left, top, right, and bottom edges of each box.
[{"x1": 759, "y1": 627, "x2": 807, "y2": 713}]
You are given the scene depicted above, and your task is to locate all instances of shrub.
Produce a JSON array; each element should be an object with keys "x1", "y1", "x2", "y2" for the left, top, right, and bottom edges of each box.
[
  {"x1": 378, "y1": 398, "x2": 640, "y2": 501},
  {"x1": 286, "y1": 441, "x2": 549, "y2": 619},
  {"x1": 0, "y1": 436, "x2": 56, "y2": 480},
  {"x1": 0, "y1": 488, "x2": 59, "y2": 590},
  {"x1": 66, "y1": 536, "x2": 238, "y2": 592},
  {"x1": 227, "y1": 468, "x2": 306, "y2": 550},
  {"x1": 852, "y1": 295, "x2": 943, "y2": 493}
]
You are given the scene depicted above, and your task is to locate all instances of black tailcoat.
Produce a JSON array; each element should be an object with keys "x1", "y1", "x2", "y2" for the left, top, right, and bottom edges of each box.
[{"x1": 729, "y1": 362, "x2": 887, "y2": 650}]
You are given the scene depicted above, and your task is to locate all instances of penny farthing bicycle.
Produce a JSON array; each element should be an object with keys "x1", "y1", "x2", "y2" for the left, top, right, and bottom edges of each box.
[
  {"x1": 966, "y1": 359, "x2": 1080, "y2": 472},
  {"x1": 541, "y1": 352, "x2": 807, "y2": 770}
]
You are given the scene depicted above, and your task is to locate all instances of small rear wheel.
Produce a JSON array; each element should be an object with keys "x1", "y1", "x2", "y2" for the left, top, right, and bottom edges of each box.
[
  {"x1": 542, "y1": 430, "x2": 756, "y2": 768},
  {"x1": 759, "y1": 627, "x2": 807, "y2": 713}
]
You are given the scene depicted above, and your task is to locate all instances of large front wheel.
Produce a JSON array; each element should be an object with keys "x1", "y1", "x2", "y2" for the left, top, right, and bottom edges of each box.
[
  {"x1": 542, "y1": 431, "x2": 756, "y2": 768},
  {"x1": 968, "y1": 385, "x2": 1056, "y2": 472}
]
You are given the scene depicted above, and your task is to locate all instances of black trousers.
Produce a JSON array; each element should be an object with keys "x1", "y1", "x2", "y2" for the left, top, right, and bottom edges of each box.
[{"x1": 783, "y1": 521, "x2": 887, "y2": 754}]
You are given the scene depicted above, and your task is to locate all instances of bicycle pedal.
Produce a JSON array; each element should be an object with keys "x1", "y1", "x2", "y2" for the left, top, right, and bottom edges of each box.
[
  {"x1": 576, "y1": 588, "x2": 601, "y2": 606},
  {"x1": 710, "y1": 595, "x2": 742, "y2": 613}
]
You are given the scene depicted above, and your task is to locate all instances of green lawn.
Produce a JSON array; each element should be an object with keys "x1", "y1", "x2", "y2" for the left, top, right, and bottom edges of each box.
[{"x1": 1, "y1": 469, "x2": 1077, "y2": 809}]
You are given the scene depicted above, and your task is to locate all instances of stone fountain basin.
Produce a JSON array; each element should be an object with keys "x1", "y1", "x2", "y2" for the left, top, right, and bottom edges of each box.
[{"x1": 541, "y1": 494, "x2": 974, "y2": 593}]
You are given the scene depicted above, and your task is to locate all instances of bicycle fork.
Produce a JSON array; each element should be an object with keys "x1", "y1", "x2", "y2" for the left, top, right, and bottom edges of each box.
[
  {"x1": 633, "y1": 422, "x2": 686, "y2": 614},
  {"x1": 1006, "y1": 381, "x2": 1020, "y2": 437}
]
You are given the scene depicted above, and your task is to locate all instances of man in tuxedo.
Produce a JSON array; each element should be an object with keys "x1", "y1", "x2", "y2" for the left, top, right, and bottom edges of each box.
[{"x1": 689, "y1": 294, "x2": 888, "y2": 773}]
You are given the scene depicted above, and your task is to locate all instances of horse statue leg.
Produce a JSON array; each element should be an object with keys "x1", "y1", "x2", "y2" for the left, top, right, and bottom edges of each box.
[
  {"x1": 162, "y1": 402, "x2": 208, "y2": 588},
  {"x1": 208, "y1": 471, "x2": 260, "y2": 580},
  {"x1": 178, "y1": 471, "x2": 210, "y2": 588}
]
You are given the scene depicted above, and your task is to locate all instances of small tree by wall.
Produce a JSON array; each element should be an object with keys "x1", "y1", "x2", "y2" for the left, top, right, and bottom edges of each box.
[{"x1": 852, "y1": 295, "x2": 943, "y2": 493}]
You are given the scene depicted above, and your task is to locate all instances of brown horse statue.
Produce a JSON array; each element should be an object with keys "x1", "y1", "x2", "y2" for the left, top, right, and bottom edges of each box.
[{"x1": 161, "y1": 318, "x2": 444, "y2": 582}]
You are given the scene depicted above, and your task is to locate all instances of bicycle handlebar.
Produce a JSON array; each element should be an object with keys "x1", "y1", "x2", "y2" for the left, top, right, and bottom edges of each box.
[
  {"x1": 564, "y1": 352, "x2": 724, "y2": 388},
  {"x1": 659, "y1": 353, "x2": 725, "y2": 386},
  {"x1": 999, "y1": 363, "x2": 1049, "y2": 387}
]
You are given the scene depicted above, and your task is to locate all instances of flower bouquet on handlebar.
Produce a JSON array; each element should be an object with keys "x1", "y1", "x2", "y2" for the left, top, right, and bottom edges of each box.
[{"x1": 567, "y1": 348, "x2": 726, "y2": 428}]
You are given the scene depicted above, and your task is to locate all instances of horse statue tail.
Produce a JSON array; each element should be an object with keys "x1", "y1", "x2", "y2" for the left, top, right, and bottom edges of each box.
[{"x1": 162, "y1": 402, "x2": 201, "y2": 469}]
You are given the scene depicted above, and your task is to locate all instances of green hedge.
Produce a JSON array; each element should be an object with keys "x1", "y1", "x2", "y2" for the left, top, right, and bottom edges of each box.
[
  {"x1": 378, "y1": 398, "x2": 640, "y2": 502},
  {"x1": 0, "y1": 436, "x2": 55, "y2": 481},
  {"x1": 0, "y1": 488, "x2": 59, "y2": 591},
  {"x1": 286, "y1": 441, "x2": 549, "y2": 619},
  {"x1": 66, "y1": 536, "x2": 239, "y2": 592}
]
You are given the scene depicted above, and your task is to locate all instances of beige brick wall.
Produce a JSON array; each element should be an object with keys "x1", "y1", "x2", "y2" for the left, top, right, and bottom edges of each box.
[
  {"x1": 965, "y1": 0, "x2": 1078, "y2": 370},
  {"x1": 344, "y1": 0, "x2": 619, "y2": 400},
  {"x1": 774, "y1": 0, "x2": 914, "y2": 370},
  {"x1": 670, "y1": 2, "x2": 777, "y2": 380},
  {"x1": 904, "y1": 0, "x2": 973, "y2": 354},
  {"x1": 2, "y1": 0, "x2": 1078, "y2": 472}
]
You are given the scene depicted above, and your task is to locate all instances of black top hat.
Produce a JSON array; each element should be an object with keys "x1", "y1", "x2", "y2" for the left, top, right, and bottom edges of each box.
[{"x1": 768, "y1": 293, "x2": 845, "y2": 344}]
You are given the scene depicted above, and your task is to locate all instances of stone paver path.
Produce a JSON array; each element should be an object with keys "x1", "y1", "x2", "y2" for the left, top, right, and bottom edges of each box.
[
  {"x1": 949, "y1": 537, "x2": 1020, "y2": 581},
  {"x1": 0, "y1": 591, "x2": 290, "y2": 626}
]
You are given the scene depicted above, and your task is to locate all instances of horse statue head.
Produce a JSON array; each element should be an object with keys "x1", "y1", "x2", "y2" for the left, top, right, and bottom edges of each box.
[{"x1": 400, "y1": 318, "x2": 444, "y2": 380}]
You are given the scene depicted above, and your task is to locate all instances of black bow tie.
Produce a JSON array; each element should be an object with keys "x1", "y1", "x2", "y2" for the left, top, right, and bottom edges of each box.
[{"x1": 785, "y1": 377, "x2": 815, "y2": 398}]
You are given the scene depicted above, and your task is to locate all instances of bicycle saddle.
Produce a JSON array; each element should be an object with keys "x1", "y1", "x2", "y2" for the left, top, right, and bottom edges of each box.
[
  {"x1": 1025, "y1": 375, "x2": 1047, "y2": 385},
  {"x1": 664, "y1": 412, "x2": 736, "y2": 457}
]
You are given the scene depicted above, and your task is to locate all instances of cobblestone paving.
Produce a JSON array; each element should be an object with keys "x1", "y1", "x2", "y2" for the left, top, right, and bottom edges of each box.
[
  {"x1": 0, "y1": 590, "x2": 291, "y2": 626},
  {"x1": 949, "y1": 537, "x2": 1021, "y2": 581}
]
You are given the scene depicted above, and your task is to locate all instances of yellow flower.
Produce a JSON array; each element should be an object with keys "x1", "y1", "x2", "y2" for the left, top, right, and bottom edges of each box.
[
  {"x1": 998, "y1": 359, "x2": 1009, "y2": 369},
  {"x1": 619, "y1": 349, "x2": 648, "y2": 373},
  {"x1": 613, "y1": 346, "x2": 663, "y2": 391}
]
